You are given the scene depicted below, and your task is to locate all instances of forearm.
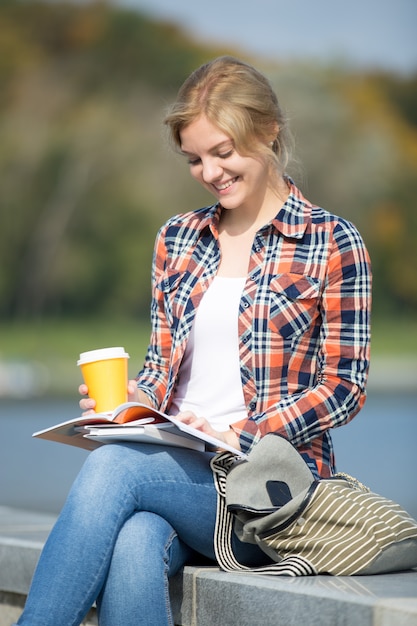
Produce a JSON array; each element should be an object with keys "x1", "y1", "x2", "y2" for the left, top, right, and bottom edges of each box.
[{"x1": 232, "y1": 374, "x2": 365, "y2": 455}]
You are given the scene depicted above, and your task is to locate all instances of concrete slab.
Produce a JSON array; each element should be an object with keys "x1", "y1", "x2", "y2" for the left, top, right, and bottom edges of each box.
[{"x1": 1, "y1": 505, "x2": 416, "y2": 626}]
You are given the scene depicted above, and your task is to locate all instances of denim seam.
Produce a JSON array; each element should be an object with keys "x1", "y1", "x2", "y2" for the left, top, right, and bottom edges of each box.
[{"x1": 164, "y1": 529, "x2": 178, "y2": 626}]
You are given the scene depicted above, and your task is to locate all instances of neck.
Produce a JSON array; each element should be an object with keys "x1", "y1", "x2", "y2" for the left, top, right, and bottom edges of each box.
[{"x1": 220, "y1": 177, "x2": 289, "y2": 236}]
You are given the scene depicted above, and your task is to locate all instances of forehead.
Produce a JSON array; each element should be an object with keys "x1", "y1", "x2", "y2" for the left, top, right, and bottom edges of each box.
[{"x1": 180, "y1": 115, "x2": 232, "y2": 153}]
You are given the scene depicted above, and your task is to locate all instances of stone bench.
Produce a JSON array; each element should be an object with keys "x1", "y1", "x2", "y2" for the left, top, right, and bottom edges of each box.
[{"x1": 1, "y1": 506, "x2": 416, "y2": 626}]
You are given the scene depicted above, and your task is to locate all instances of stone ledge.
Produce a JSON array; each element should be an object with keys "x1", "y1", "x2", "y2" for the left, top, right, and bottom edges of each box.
[
  {"x1": 1, "y1": 506, "x2": 417, "y2": 626},
  {"x1": 173, "y1": 567, "x2": 417, "y2": 626}
]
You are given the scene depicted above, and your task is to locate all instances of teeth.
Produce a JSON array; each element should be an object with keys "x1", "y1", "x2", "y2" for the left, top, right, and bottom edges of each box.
[{"x1": 216, "y1": 178, "x2": 236, "y2": 191}]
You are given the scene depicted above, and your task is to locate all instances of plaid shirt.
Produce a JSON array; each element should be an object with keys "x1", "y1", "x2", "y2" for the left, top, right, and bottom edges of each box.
[{"x1": 137, "y1": 180, "x2": 372, "y2": 477}]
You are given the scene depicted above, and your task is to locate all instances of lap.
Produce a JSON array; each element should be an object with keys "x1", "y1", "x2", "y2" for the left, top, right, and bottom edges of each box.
[
  {"x1": 76, "y1": 443, "x2": 218, "y2": 558},
  {"x1": 76, "y1": 443, "x2": 269, "y2": 565}
]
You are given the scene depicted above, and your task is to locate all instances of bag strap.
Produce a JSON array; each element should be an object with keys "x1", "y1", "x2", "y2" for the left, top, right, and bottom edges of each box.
[{"x1": 210, "y1": 451, "x2": 317, "y2": 577}]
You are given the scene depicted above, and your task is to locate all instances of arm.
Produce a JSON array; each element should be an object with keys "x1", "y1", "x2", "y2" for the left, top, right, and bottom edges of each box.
[
  {"x1": 135, "y1": 224, "x2": 173, "y2": 408},
  {"x1": 79, "y1": 223, "x2": 174, "y2": 415}
]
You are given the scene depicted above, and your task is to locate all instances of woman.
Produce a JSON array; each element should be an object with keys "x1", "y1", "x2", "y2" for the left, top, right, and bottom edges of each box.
[{"x1": 15, "y1": 56, "x2": 371, "y2": 626}]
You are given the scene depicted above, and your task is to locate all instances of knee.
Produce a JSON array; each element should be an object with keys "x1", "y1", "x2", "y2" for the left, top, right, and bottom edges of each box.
[
  {"x1": 119, "y1": 511, "x2": 175, "y2": 546},
  {"x1": 80, "y1": 444, "x2": 139, "y2": 484},
  {"x1": 84, "y1": 443, "x2": 128, "y2": 472},
  {"x1": 112, "y1": 512, "x2": 177, "y2": 563},
  {"x1": 67, "y1": 444, "x2": 135, "y2": 504}
]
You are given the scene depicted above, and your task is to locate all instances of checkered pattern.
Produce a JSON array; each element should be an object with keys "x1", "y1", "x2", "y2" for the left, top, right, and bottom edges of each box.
[{"x1": 137, "y1": 180, "x2": 372, "y2": 478}]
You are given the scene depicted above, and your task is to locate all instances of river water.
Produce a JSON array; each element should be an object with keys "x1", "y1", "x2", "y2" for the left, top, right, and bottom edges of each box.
[{"x1": 1, "y1": 392, "x2": 416, "y2": 520}]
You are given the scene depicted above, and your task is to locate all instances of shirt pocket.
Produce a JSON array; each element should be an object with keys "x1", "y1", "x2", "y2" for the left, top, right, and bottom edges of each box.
[{"x1": 268, "y1": 273, "x2": 321, "y2": 339}]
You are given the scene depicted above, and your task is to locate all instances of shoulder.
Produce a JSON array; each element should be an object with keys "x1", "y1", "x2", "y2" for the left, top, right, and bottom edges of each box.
[
  {"x1": 283, "y1": 180, "x2": 365, "y2": 249},
  {"x1": 161, "y1": 204, "x2": 217, "y2": 229},
  {"x1": 153, "y1": 204, "x2": 218, "y2": 263},
  {"x1": 291, "y1": 185, "x2": 370, "y2": 267},
  {"x1": 309, "y1": 204, "x2": 367, "y2": 248},
  {"x1": 306, "y1": 206, "x2": 371, "y2": 281},
  {"x1": 157, "y1": 205, "x2": 216, "y2": 239}
]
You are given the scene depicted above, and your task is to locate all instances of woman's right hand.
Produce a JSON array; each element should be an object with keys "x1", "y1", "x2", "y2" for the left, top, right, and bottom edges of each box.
[
  {"x1": 78, "y1": 379, "x2": 152, "y2": 415},
  {"x1": 78, "y1": 383, "x2": 96, "y2": 415}
]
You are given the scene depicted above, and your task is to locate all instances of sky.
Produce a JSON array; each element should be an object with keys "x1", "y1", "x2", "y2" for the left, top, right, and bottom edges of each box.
[{"x1": 116, "y1": 0, "x2": 417, "y2": 74}]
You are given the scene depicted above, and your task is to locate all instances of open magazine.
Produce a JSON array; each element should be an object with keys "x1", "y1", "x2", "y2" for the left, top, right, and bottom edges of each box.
[{"x1": 33, "y1": 401, "x2": 245, "y2": 456}]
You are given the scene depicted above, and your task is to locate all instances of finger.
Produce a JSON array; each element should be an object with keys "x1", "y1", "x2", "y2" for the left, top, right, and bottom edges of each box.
[
  {"x1": 176, "y1": 412, "x2": 209, "y2": 432},
  {"x1": 81, "y1": 409, "x2": 96, "y2": 416},
  {"x1": 79, "y1": 397, "x2": 96, "y2": 412},
  {"x1": 79, "y1": 383, "x2": 89, "y2": 396},
  {"x1": 175, "y1": 411, "x2": 197, "y2": 424},
  {"x1": 127, "y1": 380, "x2": 140, "y2": 402},
  {"x1": 189, "y1": 417, "x2": 207, "y2": 430}
]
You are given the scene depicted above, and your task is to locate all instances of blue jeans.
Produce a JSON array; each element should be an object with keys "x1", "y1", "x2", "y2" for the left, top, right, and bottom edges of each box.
[{"x1": 16, "y1": 443, "x2": 267, "y2": 626}]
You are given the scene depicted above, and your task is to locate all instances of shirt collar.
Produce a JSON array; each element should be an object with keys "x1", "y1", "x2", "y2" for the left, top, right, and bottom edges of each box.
[
  {"x1": 196, "y1": 179, "x2": 312, "y2": 240},
  {"x1": 196, "y1": 203, "x2": 222, "y2": 238},
  {"x1": 271, "y1": 179, "x2": 312, "y2": 239}
]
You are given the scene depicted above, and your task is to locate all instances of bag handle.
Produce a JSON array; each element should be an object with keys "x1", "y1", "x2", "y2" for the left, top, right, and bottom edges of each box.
[{"x1": 210, "y1": 451, "x2": 316, "y2": 576}]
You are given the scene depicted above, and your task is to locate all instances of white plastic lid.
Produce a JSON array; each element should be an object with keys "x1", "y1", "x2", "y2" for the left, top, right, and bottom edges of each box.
[{"x1": 77, "y1": 347, "x2": 130, "y2": 366}]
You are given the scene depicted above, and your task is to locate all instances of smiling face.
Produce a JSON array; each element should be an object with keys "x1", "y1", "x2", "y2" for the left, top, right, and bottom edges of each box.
[{"x1": 180, "y1": 115, "x2": 274, "y2": 214}]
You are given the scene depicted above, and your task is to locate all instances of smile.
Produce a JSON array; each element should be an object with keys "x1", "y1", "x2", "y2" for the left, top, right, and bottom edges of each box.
[{"x1": 215, "y1": 177, "x2": 238, "y2": 191}]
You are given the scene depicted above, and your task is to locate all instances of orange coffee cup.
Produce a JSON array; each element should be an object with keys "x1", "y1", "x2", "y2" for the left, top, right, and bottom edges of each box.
[{"x1": 77, "y1": 347, "x2": 130, "y2": 414}]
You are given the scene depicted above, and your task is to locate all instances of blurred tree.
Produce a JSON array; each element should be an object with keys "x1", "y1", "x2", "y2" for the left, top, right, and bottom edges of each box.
[
  {"x1": 0, "y1": 0, "x2": 211, "y2": 319},
  {"x1": 375, "y1": 74, "x2": 417, "y2": 129},
  {"x1": 0, "y1": 1, "x2": 416, "y2": 321}
]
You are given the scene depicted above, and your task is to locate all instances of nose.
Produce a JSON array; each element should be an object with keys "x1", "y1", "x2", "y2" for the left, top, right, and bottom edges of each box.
[{"x1": 201, "y1": 158, "x2": 223, "y2": 183}]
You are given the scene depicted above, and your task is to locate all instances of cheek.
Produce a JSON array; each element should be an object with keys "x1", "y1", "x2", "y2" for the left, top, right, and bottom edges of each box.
[{"x1": 192, "y1": 170, "x2": 210, "y2": 190}]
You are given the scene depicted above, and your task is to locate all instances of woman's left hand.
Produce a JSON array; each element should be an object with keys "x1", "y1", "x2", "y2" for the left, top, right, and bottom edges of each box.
[{"x1": 174, "y1": 411, "x2": 241, "y2": 451}]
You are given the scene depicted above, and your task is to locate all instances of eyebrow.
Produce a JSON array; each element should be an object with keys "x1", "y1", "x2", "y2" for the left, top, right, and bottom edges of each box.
[{"x1": 180, "y1": 139, "x2": 233, "y2": 157}]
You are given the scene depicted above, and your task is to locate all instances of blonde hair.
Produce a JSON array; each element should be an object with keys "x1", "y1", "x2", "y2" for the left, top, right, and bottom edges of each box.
[{"x1": 164, "y1": 56, "x2": 293, "y2": 174}]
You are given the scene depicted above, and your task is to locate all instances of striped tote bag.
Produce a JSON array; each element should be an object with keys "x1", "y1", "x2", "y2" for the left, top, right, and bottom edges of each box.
[{"x1": 211, "y1": 434, "x2": 417, "y2": 576}]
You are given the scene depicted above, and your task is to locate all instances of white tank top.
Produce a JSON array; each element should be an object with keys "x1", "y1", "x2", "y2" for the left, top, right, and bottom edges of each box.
[{"x1": 169, "y1": 276, "x2": 247, "y2": 431}]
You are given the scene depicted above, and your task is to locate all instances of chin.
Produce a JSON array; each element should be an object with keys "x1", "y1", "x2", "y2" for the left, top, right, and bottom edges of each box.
[{"x1": 218, "y1": 197, "x2": 242, "y2": 210}]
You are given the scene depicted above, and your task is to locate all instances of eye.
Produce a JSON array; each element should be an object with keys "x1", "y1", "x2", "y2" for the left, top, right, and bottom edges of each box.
[
  {"x1": 218, "y1": 149, "x2": 234, "y2": 159},
  {"x1": 187, "y1": 157, "x2": 201, "y2": 166}
]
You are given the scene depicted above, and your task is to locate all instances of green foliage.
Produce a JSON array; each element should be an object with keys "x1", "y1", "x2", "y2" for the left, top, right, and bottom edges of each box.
[
  {"x1": 0, "y1": 0, "x2": 416, "y2": 322},
  {"x1": 0, "y1": 0, "x2": 213, "y2": 318},
  {"x1": 0, "y1": 314, "x2": 415, "y2": 369},
  {"x1": 267, "y1": 65, "x2": 417, "y2": 317},
  {"x1": 0, "y1": 0, "x2": 207, "y2": 93},
  {"x1": 374, "y1": 73, "x2": 417, "y2": 128},
  {"x1": 0, "y1": 316, "x2": 415, "y2": 397}
]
